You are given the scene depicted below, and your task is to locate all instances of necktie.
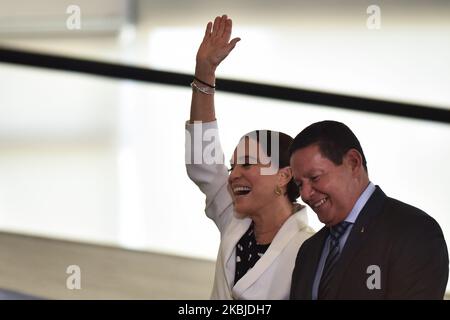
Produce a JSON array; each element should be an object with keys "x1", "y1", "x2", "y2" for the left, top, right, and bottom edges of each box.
[{"x1": 318, "y1": 221, "x2": 352, "y2": 299}]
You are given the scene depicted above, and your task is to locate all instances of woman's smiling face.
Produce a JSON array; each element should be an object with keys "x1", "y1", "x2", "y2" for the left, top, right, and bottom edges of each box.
[{"x1": 228, "y1": 137, "x2": 280, "y2": 216}]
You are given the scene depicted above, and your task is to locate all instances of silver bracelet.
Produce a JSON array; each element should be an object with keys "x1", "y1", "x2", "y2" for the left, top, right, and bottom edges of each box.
[{"x1": 190, "y1": 81, "x2": 215, "y2": 95}]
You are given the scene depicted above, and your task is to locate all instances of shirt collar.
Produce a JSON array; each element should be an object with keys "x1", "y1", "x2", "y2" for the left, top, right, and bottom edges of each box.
[{"x1": 345, "y1": 182, "x2": 376, "y2": 224}]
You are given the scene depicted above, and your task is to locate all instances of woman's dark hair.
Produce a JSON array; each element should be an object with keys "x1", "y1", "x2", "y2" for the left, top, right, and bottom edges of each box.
[{"x1": 239, "y1": 130, "x2": 299, "y2": 202}]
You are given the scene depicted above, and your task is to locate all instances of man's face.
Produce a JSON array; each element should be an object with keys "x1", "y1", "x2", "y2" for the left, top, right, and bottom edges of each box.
[{"x1": 290, "y1": 144, "x2": 359, "y2": 226}]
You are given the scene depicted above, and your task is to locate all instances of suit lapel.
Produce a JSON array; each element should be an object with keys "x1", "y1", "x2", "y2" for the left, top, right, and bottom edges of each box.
[
  {"x1": 221, "y1": 216, "x2": 252, "y2": 291},
  {"x1": 325, "y1": 186, "x2": 387, "y2": 299},
  {"x1": 233, "y1": 208, "x2": 310, "y2": 297},
  {"x1": 300, "y1": 227, "x2": 329, "y2": 299}
]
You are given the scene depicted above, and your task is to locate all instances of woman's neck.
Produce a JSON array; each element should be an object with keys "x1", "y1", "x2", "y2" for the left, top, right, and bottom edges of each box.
[{"x1": 251, "y1": 199, "x2": 295, "y2": 245}]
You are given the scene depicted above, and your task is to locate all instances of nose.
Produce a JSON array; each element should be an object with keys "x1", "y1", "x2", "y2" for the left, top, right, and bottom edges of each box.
[
  {"x1": 228, "y1": 165, "x2": 241, "y2": 184},
  {"x1": 300, "y1": 181, "x2": 315, "y2": 203}
]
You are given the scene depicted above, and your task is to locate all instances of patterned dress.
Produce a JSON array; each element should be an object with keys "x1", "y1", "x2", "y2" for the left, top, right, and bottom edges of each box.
[{"x1": 234, "y1": 222, "x2": 271, "y2": 285}]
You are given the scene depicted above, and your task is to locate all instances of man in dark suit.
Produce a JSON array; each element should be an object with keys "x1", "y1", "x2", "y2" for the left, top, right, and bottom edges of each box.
[{"x1": 289, "y1": 120, "x2": 448, "y2": 299}]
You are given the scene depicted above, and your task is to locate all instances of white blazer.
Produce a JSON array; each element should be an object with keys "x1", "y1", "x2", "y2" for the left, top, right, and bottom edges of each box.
[{"x1": 186, "y1": 120, "x2": 314, "y2": 300}]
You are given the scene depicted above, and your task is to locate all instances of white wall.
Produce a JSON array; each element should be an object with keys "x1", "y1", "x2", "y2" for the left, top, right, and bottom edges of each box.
[
  {"x1": 0, "y1": 64, "x2": 120, "y2": 244},
  {"x1": 0, "y1": 64, "x2": 449, "y2": 261}
]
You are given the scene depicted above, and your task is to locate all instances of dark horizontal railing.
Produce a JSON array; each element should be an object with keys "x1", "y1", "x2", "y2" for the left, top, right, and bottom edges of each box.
[{"x1": 1, "y1": 46, "x2": 449, "y2": 124}]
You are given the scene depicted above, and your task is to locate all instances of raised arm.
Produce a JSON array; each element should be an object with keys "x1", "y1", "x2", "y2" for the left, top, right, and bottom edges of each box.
[
  {"x1": 186, "y1": 16, "x2": 241, "y2": 230},
  {"x1": 189, "y1": 15, "x2": 240, "y2": 123}
]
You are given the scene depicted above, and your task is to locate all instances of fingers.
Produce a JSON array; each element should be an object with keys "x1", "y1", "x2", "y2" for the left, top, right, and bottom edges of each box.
[
  {"x1": 223, "y1": 18, "x2": 232, "y2": 41},
  {"x1": 210, "y1": 15, "x2": 239, "y2": 48},
  {"x1": 227, "y1": 37, "x2": 241, "y2": 51},
  {"x1": 203, "y1": 21, "x2": 212, "y2": 40},
  {"x1": 212, "y1": 14, "x2": 228, "y2": 38},
  {"x1": 212, "y1": 16, "x2": 221, "y2": 37},
  {"x1": 218, "y1": 14, "x2": 228, "y2": 37},
  {"x1": 218, "y1": 14, "x2": 227, "y2": 37}
]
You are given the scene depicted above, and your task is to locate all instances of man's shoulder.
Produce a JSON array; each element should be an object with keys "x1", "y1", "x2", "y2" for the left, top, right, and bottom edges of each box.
[
  {"x1": 384, "y1": 195, "x2": 426, "y2": 217},
  {"x1": 382, "y1": 194, "x2": 443, "y2": 234},
  {"x1": 297, "y1": 226, "x2": 327, "y2": 252}
]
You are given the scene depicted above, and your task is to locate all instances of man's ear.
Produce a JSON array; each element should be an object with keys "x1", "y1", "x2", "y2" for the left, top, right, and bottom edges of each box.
[
  {"x1": 344, "y1": 149, "x2": 363, "y2": 173},
  {"x1": 278, "y1": 167, "x2": 293, "y2": 187}
]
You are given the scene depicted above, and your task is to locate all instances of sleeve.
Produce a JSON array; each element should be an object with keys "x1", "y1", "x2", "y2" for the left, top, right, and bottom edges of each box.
[
  {"x1": 387, "y1": 215, "x2": 449, "y2": 299},
  {"x1": 185, "y1": 120, "x2": 234, "y2": 232}
]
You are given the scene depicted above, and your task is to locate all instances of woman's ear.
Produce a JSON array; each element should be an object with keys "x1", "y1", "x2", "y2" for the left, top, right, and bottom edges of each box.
[{"x1": 278, "y1": 167, "x2": 293, "y2": 187}]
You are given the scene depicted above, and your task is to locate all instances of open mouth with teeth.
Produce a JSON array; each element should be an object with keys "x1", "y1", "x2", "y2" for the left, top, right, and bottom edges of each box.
[
  {"x1": 233, "y1": 186, "x2": 252, "y2": 196},
  {"x1": 313, "y1": 197, "x2": 328, "y2": 209}
]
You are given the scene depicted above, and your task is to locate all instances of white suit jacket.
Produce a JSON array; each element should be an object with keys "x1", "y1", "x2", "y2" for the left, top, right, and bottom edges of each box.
[{"x1": 186, "y1": 120, "x2": 314, "y2": 300}]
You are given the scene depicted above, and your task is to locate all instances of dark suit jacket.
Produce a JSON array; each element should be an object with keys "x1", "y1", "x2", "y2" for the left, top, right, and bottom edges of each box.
[{"x1": 290, "y1": 186, "x2": 449, "y2": 299}]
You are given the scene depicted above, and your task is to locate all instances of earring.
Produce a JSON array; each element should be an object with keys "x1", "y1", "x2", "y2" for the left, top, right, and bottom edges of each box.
[{"x1": 275, "y1": 185, "x2": 283, "y2": 196}]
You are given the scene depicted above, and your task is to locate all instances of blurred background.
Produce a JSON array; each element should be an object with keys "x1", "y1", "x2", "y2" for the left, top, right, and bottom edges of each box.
[{"x1": 0, "y1": 0, "x2": 449, "y2": 299}]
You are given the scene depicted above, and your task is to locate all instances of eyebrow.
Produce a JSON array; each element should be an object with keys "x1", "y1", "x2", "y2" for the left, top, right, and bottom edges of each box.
[{"x1": 306, "y1": 169, "x2": 323, "y2": 176}]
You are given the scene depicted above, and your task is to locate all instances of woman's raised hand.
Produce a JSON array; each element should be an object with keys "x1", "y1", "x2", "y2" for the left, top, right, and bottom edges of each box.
[{"x1": 195, "y1": 15, "x2": 241, "y2": 78}]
